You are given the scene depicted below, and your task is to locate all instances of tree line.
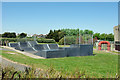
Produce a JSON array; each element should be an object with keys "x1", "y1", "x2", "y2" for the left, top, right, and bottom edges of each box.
[
  {"x1": 46, "y1": 29, "x2": 114, "y2": 42},
  {"x1": 1, "y1": 29, "x2": 114, "y2": 42},
  {"x1": 1, "y1": 32, "x2": 27, "y2": 38}
]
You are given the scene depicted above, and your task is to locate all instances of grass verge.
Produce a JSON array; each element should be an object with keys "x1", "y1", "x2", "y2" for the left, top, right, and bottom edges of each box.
[{"x1": 1, "y1": 49, "x2": 118, "y2": 78}]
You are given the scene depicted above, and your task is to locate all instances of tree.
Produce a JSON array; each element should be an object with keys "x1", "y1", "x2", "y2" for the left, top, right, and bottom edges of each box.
[
  {"x1": 10, "y1": 33, "x2": 16, "y2": 38},
  {"x1": 88, "y1": 30, "x2": 94, "y2": 35},
  {"x1": 83, "y1": 29, "x2": 93, "y2": 35},
  {"x1": 83, "y1": 29, "x2": 89, "y2": 34},
  {"x1": 61, "y1": 29, "x2": 79, "y2": 36},
  {"x1": 18, "y1": 33, "x2": 27, "y2": 38},
  {"x1": 2, "y1": 32, "x2": 16, "y2": 38},
  {"x1": 93, "y1": 33, "x2": 100, "y2": 39},
  {"x1": 58, "y1": 31, "x2": 65, "y2": 40},
  {"x1": 80, "y1": 30, "x2": 84, "y2": 35},
  {"x1": 100, "y1": 33, "x2": 107, "y2": 40},
  {"x1": 46, "y1": 30, "x2": 54, "y2": 39},
  {"x1": 0, "y1": 34, "x2": 2, "y2": 37},
  {"x1": 52, "y1": 30, "x2": 61, "y2": 42},
  {"x1": 106, "y1": 33, "x2": 114, "y2": 41},
  {"x1": 46, "y1": 30, "x2": 65, "y2": 42}
]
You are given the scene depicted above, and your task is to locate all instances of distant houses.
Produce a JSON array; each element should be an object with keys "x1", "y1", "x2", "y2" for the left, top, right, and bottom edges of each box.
[{"x1": 32, "y1": 34, "x2": 47, "y2": 38}]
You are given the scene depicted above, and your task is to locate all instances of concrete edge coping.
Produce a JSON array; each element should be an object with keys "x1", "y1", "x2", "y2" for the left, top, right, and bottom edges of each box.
[{"x1": 1, "y1": 46, "x2": 45, "y2": 59}]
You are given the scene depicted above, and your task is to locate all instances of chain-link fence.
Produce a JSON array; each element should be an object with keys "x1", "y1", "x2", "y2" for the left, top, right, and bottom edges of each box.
[{"x1": 63, "y1": 34, "x2": 93, "y2": 47}]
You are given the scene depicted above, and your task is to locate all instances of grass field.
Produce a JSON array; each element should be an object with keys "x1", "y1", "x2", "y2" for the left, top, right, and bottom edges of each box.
[{"x1": 1, "y1": 49, "x2": 118, "y2": 78}]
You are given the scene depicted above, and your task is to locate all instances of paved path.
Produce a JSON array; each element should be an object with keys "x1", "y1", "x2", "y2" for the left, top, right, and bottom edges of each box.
[
  {"x1": 93, "y1": 48, "x2": 120, "y2": 55},
  {"x1": 1, "y1": 46, "x2": 45, "y2": 59},
  {"x1": 0, "y1": 56, "x2": 30, "y2": 71},
  {"x1": 0, "y1": 47, "x2": 44, "y2": 72},
  {"x1": 0, "y1": 47, "x2": 15, "y2": 51}
]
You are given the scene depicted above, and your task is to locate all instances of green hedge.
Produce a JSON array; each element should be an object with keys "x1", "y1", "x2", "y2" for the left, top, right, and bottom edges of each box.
[
  {"x1": 0, "y1": 38, "x2": 56, "y2": 46},
  {"x1": 36, "y1": 38, "x2": 55, "y2": 43}
]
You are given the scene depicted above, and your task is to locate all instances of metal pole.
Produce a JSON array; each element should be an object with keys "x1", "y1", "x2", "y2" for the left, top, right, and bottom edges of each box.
[
  {"x1": 85, "y1": 34, "x2": 86, "y2": 44},
  {"x1": 79, "y1": 29, "x2": 80, "y2": 45},
  {"x1": 64, "y1": 36, "x2": 65, "y2": 47},
  {"x1": 92, "y1": 34, "x2": 93, "y2": 45},
  {"x1": 25, "y1": 37, "x2": 27, "y2": 42},
  {"x1": 34, "y1": 35, "x2": 36, "y2": 41},
  {"x1": 79, "y1": 29, "x2": 81, "y2": 47}
]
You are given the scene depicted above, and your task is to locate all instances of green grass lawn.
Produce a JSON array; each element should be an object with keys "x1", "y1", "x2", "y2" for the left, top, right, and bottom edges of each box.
[{"x1": 1, "y1": 50, "x2": 118, "y2": 78}]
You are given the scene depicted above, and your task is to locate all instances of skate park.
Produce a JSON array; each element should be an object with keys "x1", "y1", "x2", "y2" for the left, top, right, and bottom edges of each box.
[{"x1": 8, "y1": 40, "x2": 93, "y2": 58}]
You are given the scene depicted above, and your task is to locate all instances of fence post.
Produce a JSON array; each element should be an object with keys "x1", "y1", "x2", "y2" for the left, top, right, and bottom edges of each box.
[
  {"x1": 92, "y1": 34, "x2": 93, "y2": 45},
  {"x1": 64, "y1": 36, "x2": 65, "y2": 47}
]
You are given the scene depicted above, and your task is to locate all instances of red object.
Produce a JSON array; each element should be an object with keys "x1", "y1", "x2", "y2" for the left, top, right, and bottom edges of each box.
[{"x1": 98, "y1": 41, "x2": 111, "y2": 51}]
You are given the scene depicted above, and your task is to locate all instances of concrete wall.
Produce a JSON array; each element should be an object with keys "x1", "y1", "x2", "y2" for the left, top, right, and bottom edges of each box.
[
  {"x1": 34, "y1": 44, "x2": 93, "y2": 58},
  {"x1": 79, "y1": 45, "x2": 93, "y2": 56},
  {"x1": 35, "y1": 49, "x2": 66, "y2": 58},
  {"x1": 65, "y1": 44, "x2": 93, "y2": 57}
]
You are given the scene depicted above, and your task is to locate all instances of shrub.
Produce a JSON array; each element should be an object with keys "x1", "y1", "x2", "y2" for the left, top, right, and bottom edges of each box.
[
  {"x1": 37, "y1": 38, "x2": 56, "y2": 43},
  {"x1": 1, "y1": 65, "x2": 87, "y2": 79}
]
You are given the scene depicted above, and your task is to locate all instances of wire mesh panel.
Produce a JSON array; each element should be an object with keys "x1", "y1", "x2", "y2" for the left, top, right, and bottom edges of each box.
[
  {"x1": 17, "y1": 38, "x2": 28, "y2": 42},
  {"x1": 64, "y1": 34, "x2": 93, "y2": 47}
]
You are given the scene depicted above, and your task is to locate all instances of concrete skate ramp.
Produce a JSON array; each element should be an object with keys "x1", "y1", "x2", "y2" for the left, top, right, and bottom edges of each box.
[
  {"x1": 28, "y1": 41, "x2": 37, "y2": 47},
  {"x1": 34, "y1": 44, "x2": 44, "y2": 51},
  {"x1": 9, "y1": 41, "x2": 93, "y2": 58},
  {"x1": 19, "y1": 42, "x2": 28, "y2": 48},
  {"x1": 19, "y1": 42, "x2": 36, "y2": 53},
  {"x1": 34, "y1": 44, "x2": 66, "y2": 58},
  {"x1": 48, "y1": 44, "x2": 59, "y2": 49},
  {"x1": 9, "y1": 43, "x2": 21, "y2": 50},
  {"x1": 34, "y1": 44, "x2": 53, "y2": 51},
  {"x1": 42, "y1": 44, "x2": 50, "y2": 50}
]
